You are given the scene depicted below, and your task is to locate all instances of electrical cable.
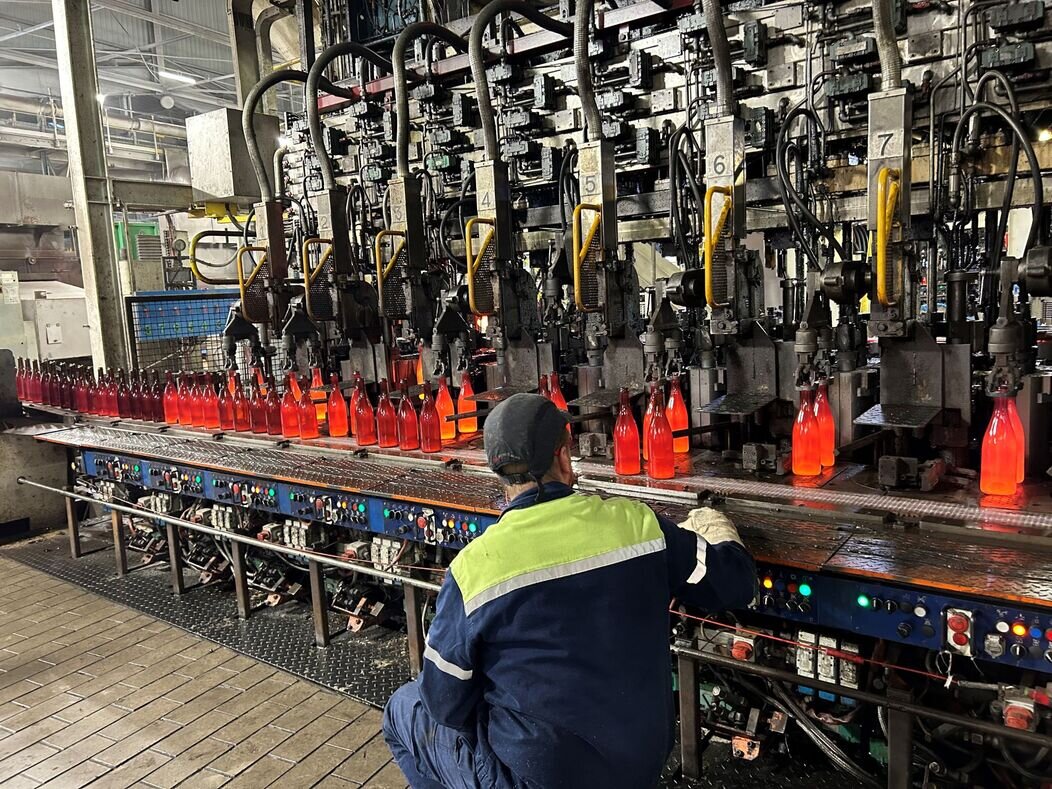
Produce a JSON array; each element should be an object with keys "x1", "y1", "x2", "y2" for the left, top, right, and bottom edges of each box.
[
  {"x1": 574, "y1": 0, "x2": 601, "y2": 140},
  {"x1": 243, "y1": 69, "x2": 309, "y2": 202}
]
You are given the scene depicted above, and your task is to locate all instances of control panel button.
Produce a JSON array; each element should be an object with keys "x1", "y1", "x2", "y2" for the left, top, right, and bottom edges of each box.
[
  {"x1": 913, "y1": 604, "x2": 928, "y2": 619},
  {"x1": 1010, "y1": 643, "x2": 1028, "y2": 659},
  {"x1": 896, "y1": 622, "x2": 913, "y2": 638},
  {"x1": 995, "y1": 620, "x2": 1011, "y2": 634},
  {"x1": 947, "y1": 614, "x2": 969, "y2": 633}
]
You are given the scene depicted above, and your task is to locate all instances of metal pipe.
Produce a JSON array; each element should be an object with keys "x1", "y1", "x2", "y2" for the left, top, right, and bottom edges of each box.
[
  {"x1": 871, "y1": 0, "x2": 902, "y2": 89},
  {"x1": 273, "y1": 145, "x2": 288, "y2": 199},
  {"x1": 16, "y1": 476, "x2": 443, "y2": 593},
  {"x1": 0, "y1": 92, "x2": 187, "y2": 139},
  {"x1": 306, "y1": 42, "x2": 392, "y2": 191},
  {"x1": 393, "y1": 23, "x2": 468, "y2": 178},
  {"x1": 242, "y1": 68, "x2": 309, "y2": 203},
  {"x1": 702, "y1": 0, "x2": 736, "y2": 115},
  {"x1": 574, "y1": 0, "x2": 601, "y2": 140},
  {"x1": 672, "y1": 645, "x2": 1052, "y2": 750},
  {"x1": 469, "y1": 1, "x2": 572, "y2": 161}
]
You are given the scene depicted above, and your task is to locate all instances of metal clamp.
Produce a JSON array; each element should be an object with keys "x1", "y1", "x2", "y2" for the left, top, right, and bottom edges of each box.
[
  {"x1": 875, "y1": 166, "x2": 902, "y2": 307},
  {"x1": 464, "y1": 216, "x2": 495, "y2": 315},
  {"x1": 236, "y1": 245, "x2": 269, "y2": 323},
  {"x1": 301, "y1": 237, "x2": 333, "y2": 321},
  {"x1": 703, "y1": 185, "x2": 733, "y2": 309},
  {"x1": 187, "y1": 229, "x2": 241, "y2": 286},
  {"x1": 571, "y1": 203, "x2": 603, "y2": 313}
]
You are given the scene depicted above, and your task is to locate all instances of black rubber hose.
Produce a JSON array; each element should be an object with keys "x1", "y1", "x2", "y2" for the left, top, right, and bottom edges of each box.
[
  {"x1": 574, "y1": 0, "x2": 601, "y2": 140},
  {"x1": 243, "y1": 69, "x2": 308, "y2": 202},
  {"x1": 393, "y1": 22, "x2": 468, "y2": 178},
  {"x1": 702, "y1": 0, "x2": 736, "y2": 115},
  {"x1": 439, "y1": 197, "x2": 473, "y2": 265},
  {"x1": 470, "y1": 1, "x2": 571, "y2": 161},
  {"x1": 307, "y1": 42, "x2": 392, "y2": 191}
]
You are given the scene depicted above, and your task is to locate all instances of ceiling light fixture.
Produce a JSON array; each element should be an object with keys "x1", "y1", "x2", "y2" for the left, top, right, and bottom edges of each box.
[{"x1": 158, "y1": 69, "x2": 196, "y2": 86}]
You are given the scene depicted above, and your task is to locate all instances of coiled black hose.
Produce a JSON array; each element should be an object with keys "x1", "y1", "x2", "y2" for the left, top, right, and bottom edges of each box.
[
  {"x1": 243, "y1": 69, "x2": 308, "y2": 203},
  {"x1": 574, "y1": 0, "x2": 601, "y2": 140}
]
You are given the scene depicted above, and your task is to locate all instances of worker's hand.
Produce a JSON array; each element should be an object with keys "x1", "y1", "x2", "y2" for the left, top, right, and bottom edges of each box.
[{"x1": 678, "y1": 507, "x2": 742, "y2": 547}]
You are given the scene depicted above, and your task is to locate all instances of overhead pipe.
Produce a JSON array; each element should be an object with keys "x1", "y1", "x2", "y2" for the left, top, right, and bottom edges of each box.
[
  {"x1": 306, "y1": 42, "x2": 392, "y2": 191},
  {"x1": 469, "y1": 1, "x2": 572, "y2": 161},
  {"x1": 0, "y1": 92, "x2": 186, "y2": 139},
  {"x1": 702, "y1": 0, "x2": 736, "y2": 116},
  {"x1": 871, "y1": 0, "x2": 902, "y2": 89},
  {"x1": 393, "y1": 22, "x2": 468, "y2": 178},
  {"x1": 574, "y1": 0, "x2": 601, "y2": 140}
]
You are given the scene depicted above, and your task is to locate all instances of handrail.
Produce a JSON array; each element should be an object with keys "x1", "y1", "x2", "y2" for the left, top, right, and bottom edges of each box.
[
  {"x1": 187, "y1": 230, "x2": 241, "y2": 286},
  {"x1": 235, "y1": 245, "x2": 270, "y2": 323},
  {"x1": 875, "y1": 166, "x2": 902, "y2": 307},
  {"x1": 571, "y1": 203, "x2": 603, "y2": 312},
  {"x1": 464, "y1": 217, "x2": 495, "y2": 315},
  {"x1": 703, "y1": 185, "x2": 732, "y2": 308},
  {"x1": 16, "y1": 476, "x2": 443, "y2": 593},
  {"x1": 301, "y1": 237, "x2": 334, "y2": 322}
]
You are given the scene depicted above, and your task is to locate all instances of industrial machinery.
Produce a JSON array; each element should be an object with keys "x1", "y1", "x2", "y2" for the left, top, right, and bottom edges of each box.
[{"x1": 15, "y1": 0, "x2": 1052, "y2": 784}]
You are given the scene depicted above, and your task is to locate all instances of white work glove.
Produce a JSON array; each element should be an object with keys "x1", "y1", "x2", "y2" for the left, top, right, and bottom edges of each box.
[{"x1": 678, "y1": 506, "x2": 742, "y2": 548}]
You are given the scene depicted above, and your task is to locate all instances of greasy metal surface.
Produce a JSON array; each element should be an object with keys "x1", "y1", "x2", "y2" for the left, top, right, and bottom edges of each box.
[
  {"x1": 568, "y1": 388, "x2": 633, "y2": 409},
  {"x1": 853, "y1": 403, "x2": 940, "y2": 429},
  {"x1": 1, "y1": 528, "x2": 411, "y2": 707},
  {"x1": 699, "y1": 392, "x2": 776, "y2": 415},
  {"x1": 466, "y1": 386, "x2": 531, "y2": 402}
]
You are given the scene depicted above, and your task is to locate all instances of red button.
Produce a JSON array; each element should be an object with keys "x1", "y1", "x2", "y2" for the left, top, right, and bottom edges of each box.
[
  {"x1": 1045, "y1": 629, "x2": 1052, "y2": 642},
  {"x1": 417, "y1": 516, "x2": 427, "y2": 528},
  {"x1": 788, "y1": 583, "x2": 799, "y2": 595},
  {"x1": 947, "y1": 615, "x2": 969, "y2": 633},
  {"x1": 951, "y1": 632, "x2": 969, "y2": 646}
]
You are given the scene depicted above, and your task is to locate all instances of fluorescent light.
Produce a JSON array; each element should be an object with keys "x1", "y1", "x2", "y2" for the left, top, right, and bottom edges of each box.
[
  {"x1": 1039, "y1": 129, "x2": 1052, "y2": 143},
  {"x1": 95, "y1": 93, "x2": 107, "y2": 104},
  {"x1": 158, "y1": 69, "x2": 196, "y2": 86},
  {"x1": 278, "y1": 135, "x2": 292, "y2": 147}
]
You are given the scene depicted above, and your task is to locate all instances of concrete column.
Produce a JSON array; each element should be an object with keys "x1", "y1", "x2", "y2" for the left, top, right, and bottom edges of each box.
[{"x1": 51, "y1": 0, "x2": 128, "y2": 368}]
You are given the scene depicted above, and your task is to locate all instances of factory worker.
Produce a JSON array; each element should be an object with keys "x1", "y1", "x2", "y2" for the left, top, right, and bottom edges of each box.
[{"x1": 384, "y1": 393, "x2": 755, "y2": 788}]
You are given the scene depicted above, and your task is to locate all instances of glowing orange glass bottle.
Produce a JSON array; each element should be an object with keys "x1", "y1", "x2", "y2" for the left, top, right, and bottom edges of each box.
[
  {"x1": 538, "y1": 375, "x2": 551, "y2": 401},
  {"x1": 397, "y1": 381, "x2": 420, "y2": 450},
  {"x1": 1006, "y1": 394, "x2": 1025, "y2": 483},
  {"x1": 792, "y1": 390, "x2": 822, "y2": 477},
  {"x1": 265, "y1": 377, "x2": 282, "y2": 436},
  {"x1": 355, "y1": 378, "x2": 377, "y2": 446},
  {"x1": 328, "y1": 374, "x2": 349, "y2": 437},
  {"x1": 549, "y1": 372, "x2": 568, "y2": 410},
  {"x1": 646, "y1": 389, "x2": 675, "y2": 480},
  {"x1": 249, "y1": 381, "x2": 267, "y2": 433},
  {"x1": 456, "y1": 372, "x2": 477, "y2": 434},
  {"x1": 218, "y1": 381, "x2": 235, "y2": 431},
  {"x1": 349, "y1": 372, "x2": 363, "y2": 437},
  {"x1": 642, "y1": 383, "x2": 659, "y2": 461},
  {"x1": 202, "y1": 373, "x2": 221, "y2": 430},
  {"x1": 232, "y1": 375, "x2": 250, "y2": 432},
  {"x1": 297, "y1": 388, "x2": 319, "y2": 439},
  {"x1": 176, "y1": 374, "x2": 192, "y2": 425},
  {"x1": 419, "y1": 383, "x2": 442, "y2": 453},
  {"x1": 813, "y1": 382, "x2": 836, "y2": 468},
  {"x1": 436, "y1": 378, "x2": 456, "y2": 440},
  {"x1": 613, "y1": 387, "x2": 641, "y2": 475},
  {"x1": 980, "y1": 396, "x2": 1019, "y2": 496},
  {"x1": 376, "y1": 379, "x2": 398, "y2": 448},
  {"x1": 189, "y1": 374, "x2": 205, "y2": 427},
  {"x1": 667, "y1": 375, "x2": 689, "y2": 454},
  {"x1": 280, "y1": 378, "x2": 300, "y2": 438},
  {"x1": 309, "y1": 366, "x2": 327, "y2": 426}
]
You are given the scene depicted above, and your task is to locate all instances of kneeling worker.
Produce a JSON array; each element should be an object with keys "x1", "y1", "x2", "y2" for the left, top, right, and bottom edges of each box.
[{"x1": 384, "y1": 393, "x2": 755, "y2": 788}]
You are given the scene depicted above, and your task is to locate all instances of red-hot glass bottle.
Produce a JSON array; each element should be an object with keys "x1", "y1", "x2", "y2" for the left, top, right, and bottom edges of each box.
[
  {"x1": 397, "y1": 381, "x2": 420, "y2": 450},
  {"x1": 646, "y1": 389, "x2": 675, "y2": 480},
  {"x1": 280, "y1": 376, "x2": 299, "y2": 438},
  {"x1": 1006, "y1": 394, "x2": 1025, "y2": 483},
  {"x1": 189, "y1": 374, "x2": 205, "y2": 427},
  {"x1": 349, "y1": 372, "x2": 363, "y2": 437},
  {"x1": 53, "y1": 365, "x2": 66, "y2": 407},
  {"x1": 419, "y1": 382, "x2": 442, "y2": 453},
  {"x1": 376, "y1": 379, "x2": 398, "y2": 448},
  {"x1": 218, "y1": 382, "x2": 235, "y2": 431},
  {"x1": 436, "y1": 378, "x2": 456, "y2": 440},
  {"x1": 328, "y1": 374, "x2": 349, "y2": 437},
  {"x1": 15, "y1": 358, "x2": 24, "y2": 401},
  {"x1": 127, "y1": 370, "x2": 142, "y2": 420},
  {"x1": 355, "y1": 379, "x2": 377, "y2": 446},
  {"x1": 232, "y1": 376, "x2": 251, "y2": 432},
  {"x1": 297, "y1": 389, "x2": 319, "y2": 439},
  {"x1": 252, "y1": 366, "x2": 267, "y2": 395},
  {"x1": 792, "y1": 389, "x2": 822, "y2": 477},
  {"x1": 667, "y1": 375, "x2": 689, "y2": 454},
  {"x1": 226, "y1": 369, "x2": 237, "y2": 397},
  {"x1": 549, "y1": 372, "x2": 568, "y2": 411},
  {"x1": 38, "y1": 364, "x2": 51, "y2": 406},
  {"x1": 265, "y1": 377, "x2": 282, "y2": 436},
  {"x1": 200, "y1": 373, "x2": 220, "y2": 430},
  {"x1": 70, "y1": 368, "x2": 83, "y2": 412},
  {"x1": 150, "y1": 371, "x2": 164, "y2": 422},
  {"x1": 538, "y1": 374, "x2": 551, "y2": 401},
  {"x1": 287, "y1": 373, "x2": 302, "y2": 402},
  {"x1": 981, "y1": 396, "x2": 1019, "y2": 496},
  {"x1": 642, "y1": 383, "x2": 659, "y2": 461},
  {"x1": 456, "y1": 372, "x2": 477, "y2": 434},
  {"x1": 813, "y1": 382, "x2": 836, "y2": 468},
  {"x1": 90, "y1": 367, "x2": 105, "y2": 414},
  {"x1": 177, "y1": 374, "x2": 192, "y2": 425},
  {"x1": 61, "y1": 367, "x2": 74, "y2": 410},
  {"x1": 249, "y1": 382, "x2": 267, "y2": 433},
  {"x1": 79, "y1": 368, "x2": 92, "y2": 412},
  {"x1": 28, "y1": 360, "x2": 40, "y2": 403},
  {"x1": 309, "y1": 366, "x2": 327, "y2": 426},
  {"x1": 106, "y1": 370, "x2": 120, "y2": 416},
  {"x1": 116, "y1": 370, "x2": 132, "y2": 418},
  {"x1": 84, "y1": 368, "x2": 98, "y2": 414},
  {"x1": 614, "y1": 387, "x2": 641, "y2": 476},
  {"x1": 162, "y1": 371, "x2": 179, "y2": 424}
]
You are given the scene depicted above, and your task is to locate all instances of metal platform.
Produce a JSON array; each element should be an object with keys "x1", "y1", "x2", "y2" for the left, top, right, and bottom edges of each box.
[
  {"x1": 854, "y1": 403, "x2": 941, "y2": 429},
  {"x1": 699, "y1": 392, "x2": 776, "y2": 415}
]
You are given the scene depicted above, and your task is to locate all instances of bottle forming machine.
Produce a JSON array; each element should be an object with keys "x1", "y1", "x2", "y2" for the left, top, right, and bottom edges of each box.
[{"x1": 14, "y1": 0, "x2": 1052, "y2": 784}]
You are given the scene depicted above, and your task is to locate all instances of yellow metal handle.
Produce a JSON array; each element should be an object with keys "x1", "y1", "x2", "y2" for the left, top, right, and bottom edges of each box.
[
  {"x1": 464, "y1": 217, "x2": 495, "y2": 315},
  {"x1": 235, "y1": 245, "x2": 269, "y2": 323},
  {"x1": 300, "y1": 237, "x2": 333, "y2": 321},
  {"x1": 703, "y1": 185, "x2": 732, "y2": 309},
  {"x1": 571, "y1": 203, "x2": 603, "y2": 313},
  {"x1": 187, "y1": 229, "x2": 240, "y2": 286},
  {"x1": 875, "y1": 166, "x2": 902, "y2": 307},
  {"x1": 374, "y1": 229, "x2": 406, "y2": 285}
]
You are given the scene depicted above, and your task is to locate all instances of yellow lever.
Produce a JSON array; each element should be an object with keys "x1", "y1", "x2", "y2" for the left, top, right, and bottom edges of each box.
[
  {"x1": 571, "y1": 203, "x2": 603, "y2": 312},
  {"x1": 703, "y1": 185, "x2": 733, "y2": 308},
  {"x1": 464, "y1": 217, "x2": 496, "y2": 315},
  {"x1": 875, "y1": 166, "x2": 902, "y2": 308}
]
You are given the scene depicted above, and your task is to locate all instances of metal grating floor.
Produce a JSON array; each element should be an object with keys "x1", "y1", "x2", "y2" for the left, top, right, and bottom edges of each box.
[{"x1": 1, "y1": 527, "x2": 411, "y2": 710}]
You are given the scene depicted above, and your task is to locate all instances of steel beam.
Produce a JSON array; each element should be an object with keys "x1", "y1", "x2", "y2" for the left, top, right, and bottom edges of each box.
[
  {"x1": 227, "y1": 0, "x2": 260, "y2": 108},
  {"x1": 51, "y1": 0, "x2": 128, "y2": 369},
  {"x1": 95, "y1": 0, "x2": 229, "y2": 45},
  {"x1": 110, "y1": 178, "x2": 192, "y2": 211}
]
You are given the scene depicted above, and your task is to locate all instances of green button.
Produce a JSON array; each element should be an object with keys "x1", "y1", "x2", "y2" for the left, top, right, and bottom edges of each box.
[
  {"x1": 133, "y1": 465, "x2": 140, "y2": 472},
  {"x1": 856, "y1": 594, "x2": 870, "y2": 608},
  {"x1": 289, "y1": 492, "x2": 295, "y2": 500},
  {"x1": 383, "y1": 508, "x2": 390, "y2": 518},
  {"x1": 799, "y1": 583, "x2": 812, "y2": 597},
  {"x1": 268, "y1": 488, "x2": 275, "y2": 496},
  {"x1": 358, "y1": 503, "x2": 366, "y2": 512},
  {"x1": 469, "y1": 523, "x2": 477, "y2": 533}
]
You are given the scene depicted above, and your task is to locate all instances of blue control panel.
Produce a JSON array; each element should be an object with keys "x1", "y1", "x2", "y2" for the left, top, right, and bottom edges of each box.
[
  {"x1": 756, "y1": 564, "x2": 1052, "y2": 673},
  {"x1": 83, "y1": 450, "x2": 496, "y2": 548}
]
